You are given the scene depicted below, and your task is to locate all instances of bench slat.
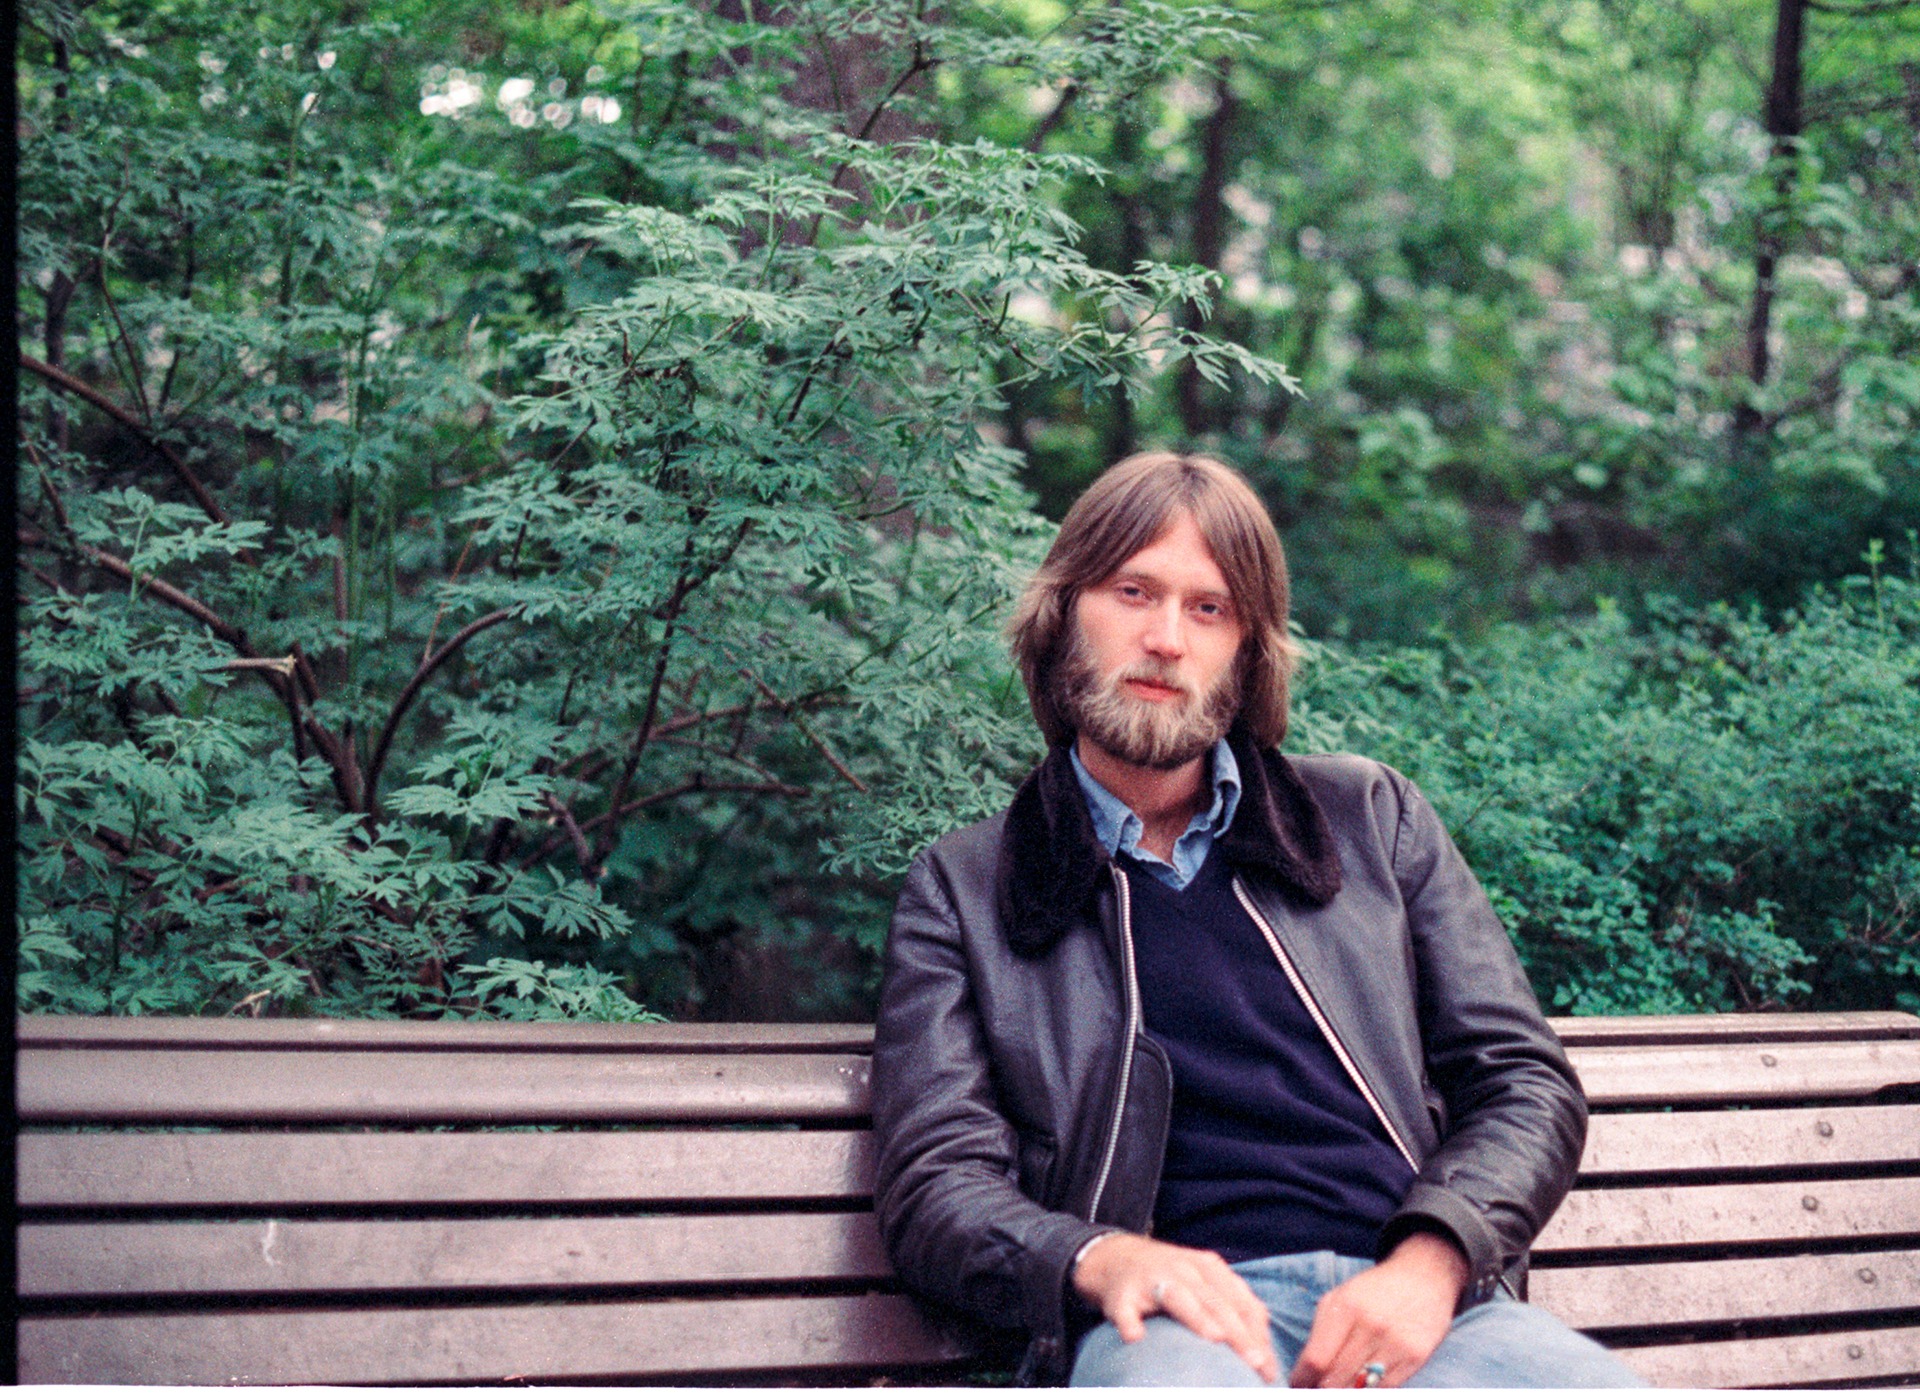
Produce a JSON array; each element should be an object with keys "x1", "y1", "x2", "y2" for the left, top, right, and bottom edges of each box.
[
  {"x1": 1567, "y1": 1039, "x2": 1920, "y2": 1106},
  {"x1": 1535, "y1": 1175, "x2": 1920, "y2": 1253},
  {"x1": 1621, "y1": 1324, "x2": 1920, "y2": 1388},
  {"x1": 32, "y1": 1124, "x2": 1914, "y2": 1228},
  {"x1": 16, "y1": 1015, "x2": 873, "y2": 1053},
  {"x1": 1581, "y1": 1103, "x2": 1920, "y2": 1177},
  {"x1": 1529, "y1": 1248, "x2": 1920, "y2": 1330},
  {"x1": 22, "y1": 1033, "x2": 1920, "y2": 1123},
  {"x1": 20, "y1": 1212, "x2": 890, "y2": 1298},
  {"x1": 15, "y1": 1048, "x2": 871, "y2": 1124},
  {"x1": 1550, "y1": 1012, "x2": 1920, "y2": 1046},
  {"x1": 17, "y1": 1130, "x2": 875, "y2": 1209},
  {"x1": 16, "y1": 1292, "x2": 977, "y2": 1384},
  {"x1": 21, "y1": 1011, "x2": 1915, "y2": 1052}
]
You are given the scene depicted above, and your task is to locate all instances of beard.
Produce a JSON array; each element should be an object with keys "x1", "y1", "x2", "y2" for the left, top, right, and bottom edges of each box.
[{"x1": 1055, "y1": 622, "x2": 1242, "y2": 771}]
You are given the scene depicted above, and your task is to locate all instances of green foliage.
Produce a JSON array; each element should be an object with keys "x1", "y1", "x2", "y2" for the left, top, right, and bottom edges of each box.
[
  {"x1": 18, "y1": 0, "x2": 1920, "y2": 1023},
  {"x1": 15, "y1": 0, "x2": 1284, "y2": 1019},
  {"x1": 1295, "y1": 562, "x2": 1920, "y2": 1014}
]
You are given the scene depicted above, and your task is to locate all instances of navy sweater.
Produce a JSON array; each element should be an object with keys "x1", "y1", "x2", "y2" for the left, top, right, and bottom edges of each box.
[{"x1": 1128, "y1": 849, "x2": 1414, "y2": 1263}]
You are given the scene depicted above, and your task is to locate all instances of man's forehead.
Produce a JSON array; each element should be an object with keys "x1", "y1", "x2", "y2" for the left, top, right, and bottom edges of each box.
[{"x1": 1102, "y1": 513, "x2": 1233, "y2": 589}]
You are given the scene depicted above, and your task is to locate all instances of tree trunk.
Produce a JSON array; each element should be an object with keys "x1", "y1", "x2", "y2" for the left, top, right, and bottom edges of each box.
[
  {"x1": 1105, "y1": 116, "x2": 1149, "y2": 463},
  {"x1": 1738, "y1": 0, "x2": 1806, "y2": 433},
  {"x1": 1177, "y1": 65, "x2": 1238, "y2": 440},
  {"x1": 45, "y1": 37, "x2": 75, "y2": 451}
]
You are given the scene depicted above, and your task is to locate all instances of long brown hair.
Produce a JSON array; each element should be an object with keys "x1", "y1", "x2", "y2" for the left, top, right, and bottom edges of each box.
[{"x1": 1008, "y1": 451, "x2": 1299, "y2": 749}]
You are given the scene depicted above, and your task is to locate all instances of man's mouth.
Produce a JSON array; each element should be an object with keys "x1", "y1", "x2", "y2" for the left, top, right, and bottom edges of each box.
[{"x1": 1121, "y1": 676, "x2": 1188, "y2": 702}]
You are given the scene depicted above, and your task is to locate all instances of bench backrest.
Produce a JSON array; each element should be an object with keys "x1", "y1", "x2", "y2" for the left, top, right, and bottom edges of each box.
[{"x1": 16, "y1": 1011, "x2": 1920, "y2": 1385}]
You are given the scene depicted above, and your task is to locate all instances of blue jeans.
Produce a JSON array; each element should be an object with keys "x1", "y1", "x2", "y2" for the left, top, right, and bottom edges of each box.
[{"x1": 1070, "y1": 1251, "x2": 1643, "y2": 1387}]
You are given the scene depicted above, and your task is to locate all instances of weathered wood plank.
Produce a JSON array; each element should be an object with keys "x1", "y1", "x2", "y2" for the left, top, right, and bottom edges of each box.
[
  {"x1": 16, "y1": 1048, "x2": 871, "y2": 1124},
  {"x1": 20, "y1": 1212, "x2": 892, "y2": 1298},
  {"x1": 1568, "y1": 1039, "x2": 1920, "y2": 1106},
  {"x1": 1530, "y1": 1249, "x2": 1920, "y2": 1330},
  {"x1": 1620, "y1": 1324, "x2": 1920, "y2": 1388},
  {"x1": 19, "y1": 1010, "x2": 1916, "y2": 1054},
  {"x1": 17, "y1": 1129, "x2": 875, "y2": 1209},
  {"x1": 1536, "y1": 1176, "x2": 1920, "y2": 1253},
  {"x1": 16, "y1": 1015, "x2": 873, "y2": 1053},
  {"x1": 1550, "y1": 1012, "x2": 1920, "y2": 1046},
  {"x1": 16, "y1": 1293, "x2": 980, "y2": 1384},
  {"x1": 1580, "y1": 1103, "x2": 1920, "y2": 1177},
  {"x1": 37, "y1": 1037, "x2": 1913, "y2": 1125}
]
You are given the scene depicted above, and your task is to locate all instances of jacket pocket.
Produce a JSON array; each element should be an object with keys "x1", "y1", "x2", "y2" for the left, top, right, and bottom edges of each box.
[
  {"x1": 1422, "y1": 1078, "x2": 1449, "y2": 1139},
  {"x1": 1015, "y1": 1132, "x2": 1058, "y2": 1203}
]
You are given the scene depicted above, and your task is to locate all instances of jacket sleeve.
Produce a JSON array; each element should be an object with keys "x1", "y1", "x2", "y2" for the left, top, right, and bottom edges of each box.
[
  {"x1": 870, "y1": 849, "x2": 1115, "y2": 1357},
  {"x1": 1373, "y1": 770, "x2": 1588, "y2": 1305}
]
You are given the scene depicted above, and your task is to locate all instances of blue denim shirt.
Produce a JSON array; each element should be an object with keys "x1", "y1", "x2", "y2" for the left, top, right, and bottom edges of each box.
[{"x1": 1069, "y1": 738, "x2": 1242, "y2": 891}]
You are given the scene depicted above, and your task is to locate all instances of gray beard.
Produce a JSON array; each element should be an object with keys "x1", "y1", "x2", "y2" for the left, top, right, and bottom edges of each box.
[{"x1": 1055, "y1": 624, "x2": 1241, "y2": 771}]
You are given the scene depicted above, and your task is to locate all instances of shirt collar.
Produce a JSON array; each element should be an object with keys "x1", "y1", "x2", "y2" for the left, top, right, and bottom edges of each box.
[{"x1": 1069, "y1": 736, "x2": 1242, "y2": 861}]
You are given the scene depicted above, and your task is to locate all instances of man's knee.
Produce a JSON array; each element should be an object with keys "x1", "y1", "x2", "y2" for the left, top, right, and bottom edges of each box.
[
  {"x1": 1408, "y1": 1298, "x2": 1645, "y2": 1388},
  {"x1": 1070, "y1": 1315, "x2": 1271, "y2": 1387}
]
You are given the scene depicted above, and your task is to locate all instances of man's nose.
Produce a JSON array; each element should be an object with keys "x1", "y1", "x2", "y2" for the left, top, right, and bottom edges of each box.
[{"x1": 1141, "y1": 601, "x2": 1187, "y2": 657}]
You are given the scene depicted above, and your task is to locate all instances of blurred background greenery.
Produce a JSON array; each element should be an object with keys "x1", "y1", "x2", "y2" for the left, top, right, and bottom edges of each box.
[{"x1": 16, "y1": 0, "x2": 1920, "y2": 1021}]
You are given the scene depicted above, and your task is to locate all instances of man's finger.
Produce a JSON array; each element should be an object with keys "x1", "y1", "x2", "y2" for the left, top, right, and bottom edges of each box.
[
  {"x1": 1166, "y1": 1274, "x2": 1276, "y2": 1382},
  {"x1": 1158, "y1": 1280, "x2": 1231, "y2": 1344},
  {"x1": 1289, "y1": 1300, "x2": 1350, "y2": 1387},
  {"x1": 1112, "y1": 1298, "x2": 1148, "y2": 1345},
  {"x1": 1310, "y1": 1328, "x2": 1375, "y2": 1390}
]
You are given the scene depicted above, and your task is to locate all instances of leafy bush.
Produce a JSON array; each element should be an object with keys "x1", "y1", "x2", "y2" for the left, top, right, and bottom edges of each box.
[
  {"x1": 16, "y1": 0, "x2": 1287, "y2": 1019},
  {"x1": 1296, "y1": 559, "x2": 1920, "y2": 1014}
]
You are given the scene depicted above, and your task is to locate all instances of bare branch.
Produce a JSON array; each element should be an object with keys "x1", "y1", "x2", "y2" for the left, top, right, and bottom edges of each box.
[
  {"x1": 420, "y1": 533, "x2": 477, "y2": 663},
  {"x1": 855, "y1": 41, "x2": 935, "y2": 143},
  {"x1": 19, "y1": 352, "x2": 231, "y2": 527},
  {"x1": 365, "y1": 605, "x2": 524, "y2": 816},
  {"x1": 1804, "y1": 0, "x2": 1918, "y2": 14},
  {"x1": 1025, "y1": 83, "x2": 1080, "y2": 151},
  {"x1": 524, "y1": 776, "x2": 808, "y2": 866},
  {"x1": 742, "y1": 669, "x2": 868, "y2": 793},
  {"x1": 543, "y1": 792, "x2": 597, "y2": 875}
]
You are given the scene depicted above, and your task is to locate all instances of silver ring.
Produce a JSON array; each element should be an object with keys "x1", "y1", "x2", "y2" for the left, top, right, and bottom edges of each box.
[
  {"x1": 1150, "y1": 1279, "x2": 1169, "y2": 1305},
  {"x1": 1362, "y1": 1360, "x2": 1387, "y2": 1388}
]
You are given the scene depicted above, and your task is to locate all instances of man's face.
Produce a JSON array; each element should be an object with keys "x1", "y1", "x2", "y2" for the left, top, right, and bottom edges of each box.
[{"x1": 1058, "y1": 510, "x2": 1246, "y2": 771}]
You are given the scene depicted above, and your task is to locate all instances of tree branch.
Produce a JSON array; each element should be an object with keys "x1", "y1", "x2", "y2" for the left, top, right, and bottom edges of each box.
[
  {"x1": 591, "y1": 520, "x2": 754, "y2": 864},
  {"x1": 21, "y1": 524, "x2": 251, "y2": 649},
  {"x1": 364, "y1": 606, "x2": 524, "y2": 815},
  {"x1": 21, "y1": 524, "x2": 361, "y2": 809},
  {"x1": 1804, "y1": 0, "x2": 1917, "y2": 14},
  {"x1": 543, "y1": 791, "x2": 597, "y2": 874},
  {"x1": 853, "y1": 40, "x2": 935, "y2": 144},
  {"x1": 1025, "y1": 82, "x2": 1079, "y2": 151},
  {"x1": 19, "y1": 352, "x2": 231, "y2": 527},
  {"x1": 742, "y1": 669, "x2": 868, "y2": 793},
  {"x1": 523, "y1": 776, "x2": 808, "y2": 867}
]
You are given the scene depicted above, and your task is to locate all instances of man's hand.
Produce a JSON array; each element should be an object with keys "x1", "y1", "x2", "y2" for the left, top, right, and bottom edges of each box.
[
  {"x1": 1073, "y1": 1232, "x2": 1280, "y2": 1383},
  {"x1": 1289, "y1": 1231, "x2": 1469, "y2": 1388}
]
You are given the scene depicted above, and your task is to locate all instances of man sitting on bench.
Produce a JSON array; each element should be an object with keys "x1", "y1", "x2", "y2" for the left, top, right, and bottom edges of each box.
[{"x1": 870, "y1": 452, "x2": 1643, "y2": 1387}]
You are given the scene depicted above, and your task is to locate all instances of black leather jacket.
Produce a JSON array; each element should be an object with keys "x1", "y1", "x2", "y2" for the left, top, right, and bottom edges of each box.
[{"x1": 870, "y1": 729, "x2": 1586, "y2": 1384}]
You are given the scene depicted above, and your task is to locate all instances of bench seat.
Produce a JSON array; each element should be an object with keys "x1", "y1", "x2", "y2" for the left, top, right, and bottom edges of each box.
[{"x1": 16, "y1": 1011, "x2": 1920, "y2": 1386}]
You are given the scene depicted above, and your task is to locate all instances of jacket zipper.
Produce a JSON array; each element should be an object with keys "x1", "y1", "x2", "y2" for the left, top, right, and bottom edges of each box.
[
  {"x1": 1232, "y1": 876, "x2": 1420, "y2": 1174},
  {"x1": 1085, "y1": 864, "x2": 1140, "y2": 1223}
]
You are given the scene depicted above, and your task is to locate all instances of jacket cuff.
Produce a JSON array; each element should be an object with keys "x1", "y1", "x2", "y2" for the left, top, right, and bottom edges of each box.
[
  {"x1": 1020, "y1": 1217, "x2": 1120, "y2": 1379},
  {"x1": 1378, "y1": 1181, "x2": 1505, "y2": 1308}
]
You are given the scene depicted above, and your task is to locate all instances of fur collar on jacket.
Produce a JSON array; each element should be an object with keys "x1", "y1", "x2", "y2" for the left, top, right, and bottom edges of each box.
[{"x1": 994, "y1": 722, "x2": 1344, "y2": 958}]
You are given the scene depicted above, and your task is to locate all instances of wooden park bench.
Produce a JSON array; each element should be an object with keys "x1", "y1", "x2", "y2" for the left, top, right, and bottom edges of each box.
[{"x1": 16, "y1": 1010, "x2": 1920, "y2": 1386}]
